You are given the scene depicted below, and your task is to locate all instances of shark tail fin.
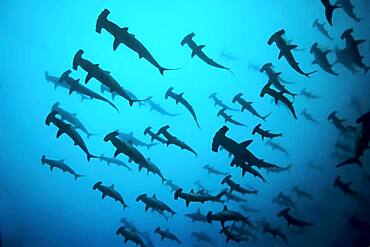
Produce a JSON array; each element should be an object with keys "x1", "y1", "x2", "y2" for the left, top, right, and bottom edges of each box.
[
  {"x1": 336, "y1": 157, "x2": 362, "y2": 168},
  {"x1": 75, "y1": 174, "x2": 85, "y2": 180},
  {"x1": 305, "y1": 70, "x2": 318, "y2": 78},
  {"x1": 159, "y1": 67, "x2": 182, "y2": 75},
  {"x1": 130, "y1": 96, "x2": 153, "y2": 106},
  {"x1": 87, "y1": 154, "x2": 99, "y2": 162},
  {"x1": 262, "y1": 112, "x2": 272, "y2": 121}
]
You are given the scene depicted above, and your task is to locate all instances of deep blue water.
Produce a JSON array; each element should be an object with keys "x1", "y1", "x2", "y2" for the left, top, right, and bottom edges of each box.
[{"x1": 1, "y1": 1, "x2": 370, "y2": 246}]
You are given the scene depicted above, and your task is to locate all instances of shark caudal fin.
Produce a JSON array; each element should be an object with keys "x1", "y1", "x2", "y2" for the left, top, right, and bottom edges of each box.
[
  {"x1": 74, "y1": 174, "x2": 85, "y2": 180},
  {"x1": 159, "y1": 67, "x2": 182, "y2": 75},
  {"x1": 336, "y1": 157, "x2": 363, "y2": 168},
  {"x1": 130, "y1": 96, "x2": 153, "y2": 107},
  {"x1": 304, "y1": 70, "x2": 318, "y2": 78},
  {"x1": 87, "y1": 154, "x2": 99, "y2": 162},
  {"x1": 262, "y1": 112, "x2": 272, "y2": 121}
]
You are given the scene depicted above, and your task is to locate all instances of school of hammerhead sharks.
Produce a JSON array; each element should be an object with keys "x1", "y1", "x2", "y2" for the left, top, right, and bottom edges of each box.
[{"x1": 41, "y1": 1, "x2": 370, "y2": 246}]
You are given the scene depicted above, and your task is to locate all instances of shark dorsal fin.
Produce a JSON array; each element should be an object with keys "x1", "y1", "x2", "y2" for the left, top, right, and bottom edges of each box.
[
  {"x1": 190, "y1": 189, "x2": 194, "y2": 193},
  {"x1": 153, "y1": 193, "x2": 157, "y2": 199},
  {"x1": 179, "y1": 92, "x2": 184, "y2": 97},
  {"x1": 223, "y1": 205, "x2": 228, "y2": 211},
  {"x1": 110, "y1": 184, "x2": 115, "y2": 189},
  {"x1": 240, "y1": 140, "x2": 253, "y2": 148},
  {"x1": 59, "y1": 159, "x2": 66, "y2": 162}
]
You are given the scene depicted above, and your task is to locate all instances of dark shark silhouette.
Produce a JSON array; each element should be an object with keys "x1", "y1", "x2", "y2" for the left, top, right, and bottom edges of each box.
[
  {"x1": 260, "y1": 83, "x2": 297, "y2": 119},
  {"x1": 337, "y1": 0, "x2": 361, "y2": 22},
  {"x1": 219, "y1": 226, "x2": 249, "y2": 243},
  {"x1": 333, "y1": 46, "x2": 358, "y2": 74},
  {"x1": 277, "y1": 208, "x2": 313, "y2": 228},
  {"x1": 334, "y1": 176, "x2": 358, "y2": 198},
  {"x1": 321, "y1": 0, "x2": 340, "y2": 26},
  {"x1": 93, "y1": 181, "x2": 128, "y2": 209},
  {"x1": 191, "y1": 231, "x2": 213, "y2": 243},
  {"x1": 154, "y1": 227, "x2": 181, "y2": 244},
  {"x1": 207, "y1": 205, "x2": 254, "y2": 227},
  {"x1": 174, "y1": 188, "x2": 226, "y2": 207},
  {"x1": 268, "y1": 29, "x2": 317, "y2": 77},
  {"x1": 291, "y1": 185, "x2": 315, "y2": 201},
  {"x1": 59, "y1": 70, "x2": 119, "y2": 111},
  {"x1": 143, "y1": 126, "x2": 168, "y2": 144},
  {"x1": 165, "y1": 87, "x2": 200, "y2": 129},
  {"x1": 328, "y1": 111, "x2": 353, "y2": 133},
  {"x1": 203, "y1": 164, "x2": 228, "y2": 176},
  {"x1": 266, "y1": 139, "x2": 290, "y2": 156},
  {"x1": 313, "y1": 19, "x2": 333, "y2": 40},
  {"x1": 156, "y1": 125, "x2": 197, "y2": 156},
  {"x1": 209, "y1": 92, "x2": 238, "y2": 111},
  {"x1": 136, "y1": 193, "x2": 175, "y2": 215},
  {"x1": 41, "y1": 155, "x2": 84, "y2": 180},
  {"x1": 252, "y1": 124, "x2": 282, "y2": 140},
  {"x1": 224, "y1": 190, "x2": 247, "y2": 203},
  {"x1": 116, "y1": 226, "x2": 145, "y2": 247},
  {"x1": 301, "y1": 109, "x2": 319, "y2": 124},
  {"x1": 164, "y1": 180, "x2": 179, "y2": 192},
  {"x1": 217, "y1": 108, "x2": 246, "y2": 126},
  {"x1": 96, "y1": 9, "x2": 177, "y2": 75},
  {"x1": 117, "y1": 131, "x2": 158, "y2": 150},
  {"x1": 221, "y1": 175, "x2": 258, "y2": 195},
  {"x1": 310, "y1": 42, "x2": 338, "y2": 76},
  {"x1": 232, "y1": 93, "x2": 271, "y2": 121},
  {"x1": 99, "y1": 154, "x2": 132, "y2": 171},
  {"x1": 300, "y1": 88, "x2": 320, "y2": 100},
  {"x1": 185, "y1": 208, "x2": 209, "y2": 223},
  {"x1": 181, "y1": 32, "x2": 233, "y2": 75},
  {"x1": 146, "y1": 99, "x2": 179, "y2": 117},
  {"x1": 262, "y1": 223, "x2": 288, "y2": 244},
  {"x1": 45, "y1": 111, "x2": 97, "y2": 161}
]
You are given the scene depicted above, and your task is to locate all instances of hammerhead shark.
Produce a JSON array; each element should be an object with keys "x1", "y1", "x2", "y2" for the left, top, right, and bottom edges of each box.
[
  {"x1": 117, "y1": 131, "x2": 158, "y2": 149},
  {"x1": 41, "y1": 155, "x2": 84, "y2": 180},
  {"x1": 146, "y1": 99, "x2": 179, "y2": 117},
  {"x1": 219, "y1": 226, "x2": 249, "y2": 243},
  {"x1": 334, "y1": 176, "x2": 358, "y2": 198},
  {"x1": 217, "y1": 108, "x2": 246, "y2": 126},
  {"x1": 45, "y1": 111, "x2": 97, "y2": 161},
  {"x1": 341, "y1": 28, "x2": 370, "y2": 74},
  {"x1": 185, "y1": 208, "x2": 209, "y2": 223},
  {"x1": 156, "y1": 125, "x2": 197, "y2": 156},
  {"x1": 327, "y1": 111, "x2": 353, "y2": 133},
  {"x1": 181, "y1": 32, "x2": 233, "y2": 75},
  {"x1": 268, "y1": 29, "x2": 317, "y2": 77},
  {"x1": 277, "y1": 208, "x2": 313, "y2": 228},
  {"x1": 93, "y1": 181, "x2": 128, "y2": 209},
  {"x1": 262, "y1": 223, "x2": 288, "y2": 243},
  {"x1": 301, "y1": 109, "x2": 319, "y2": 124},
  {"x1": 313, "y1": 19, "x2": 333, "y2": 41},
  {"x1": 191, "y1": 231, "x2": 213, "y2": 243},
  {"x1": 300, "y1": 88, "x2": 320, "y2": 100},
  {"x1": 209, "y1": 92, "x2": 238, "y2": 111},
  {"x1": 221, "y1": 175, "x2": 258, "y2": 195},
  {"x1": 260, "y1": 83, "x2": 297, "y2": 119},
  {"x1": 252, "y1": 124, "x2": 282, "y2": 140},
  {"x1": 291, "y1": 186, "x2": 315, "y2": 201},
  {"x1": 72, "y1": 50, "x2": 151, "y2": 106},
  {"x1": 143, "y1": 126, "x2": 168, "y2": 144},
  {"x1": 203, "y1": 164, "x2": 228, "y2": 176},
  {"x1": 51, "y1": 102, "x2": 95, "y2": 138},
  {"x1": 320, "y1": 0, "x2": 340, "y2": 26},
  {"x1": 174, "y1": 188, "x2": 226, "y2": 207},
  {"x1": 266, "y1": 140, "x2": 290, "y2": 156},
  {"x1": 99, "y1": 154, "x2": 132, "y2": 171},
  {"x1": 136, "y1": 193, "x2": 175, "y2": 215},
  {"x1": 59, "y1": 69, "x2": 118, "y2": 111},
  {"x1": 154, "y1": 227, "x2": 181, "y2": 244},
  {"x1": 337, "y1": 0, "x2": 361, "y2": 22},
  {"x1": 333, "y1": 46, "x2": 358, "y2": 74},
  {"x1": 45, "y1": 71, "x2": 90, "y2": 102},
  {"x1": 310, "y1": 43, "x2": 338, "y2": 76},
  {"x1": 232, "y1": 93, "x2": 270, "y2": 121},
  {"x1": 207, "y1": 205, "x2": 254, "y2": 228},
  {"x1": 165, "y1": 87, "x2": 200, "y2": 129},
  {"x1": 260, "y1": 63, "x2": 297, "y2": 98},
  {"x1": 116, "y1": 227, "x2": 145, "y2": 247},
  {"x1": 96, "y1": 9, "x2": 177, "y2": 75}
]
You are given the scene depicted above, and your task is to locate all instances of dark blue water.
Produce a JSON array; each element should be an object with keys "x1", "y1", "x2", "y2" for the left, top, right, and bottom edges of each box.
[{"x1": 1, "y1": 1, "x2": 370, "y2": 246}]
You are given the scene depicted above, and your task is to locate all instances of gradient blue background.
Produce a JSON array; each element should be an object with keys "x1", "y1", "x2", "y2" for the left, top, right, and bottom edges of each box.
[{"x1": 1, "y1": 0, "x2": 370, "y2": 246}]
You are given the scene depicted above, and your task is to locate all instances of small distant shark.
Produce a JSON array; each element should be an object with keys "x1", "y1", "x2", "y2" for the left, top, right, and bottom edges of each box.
[
  {"x1": 185, "y1": 208, "x2": 209, "y2": 223},
  {"x1": 96, "y1": 9, "x2": 177, "y2": 75},
  {"x1": 59, "y1": 69, "x2": 119, "y2": 111},
  {"x1": 191, "y1": 231, "x2": 213, "y2": 243},
  {"x1": 93, "y1": 181, "x2": 128, "y2": 209},
  {"x1": 221, "y1": 175, "x2": 258, "y2": 195},
  {"x1": 209, "y1": 92, "x2": 238, "y2": 111},
  {"x1": 99, "y1": 154, "x2": 132, "y2": 171},
  {"x1": 266, "y1": 140, "x2": 289, "y2": 156},
  {"x1": 268, "y1": 29, "x2": 316, "y2": 77},
  {"x1": 278, "y1": 208, "x2": 313, "y2": 228},
  {"x1": 217, "y1": 108, "x2": 246, "y2": 127},
  {"x1": 247, "y1": 62, "x2": 260, "y2": 72},
  {"x1": 45, "y1": 111, "x2": 97, "y2": 161},
  {"x1": 252, "y1": 124, "x2": 282, "y2": 140},
  {"x1": 337, "y1": 0, "x2": 361, "y2": 22},
  {"x1": 51, "y1": 102, "x2": 95, "y2": 138},
  {"x1": 341, "y1": 28, "x2": 370, "y2": 74},
  {"x1": 273, "y1": 192, "x2": 296, "y2": 209},
  {"x1": 312, "y1": 19, "x2": 333, "y2": 41},
  {"x1": 203, "y1": 164, "x2": 228, "y2": 176},
  {"x1": 117, "y1": 131, "x2": 158, "y2": 149},
  {"x1": 143, "y1": 126, "x2": 168, "y2": 144},
  {"x1": 154, "y1": 227, "x2": 181, "y2": 244},
  {"x1": 260, "y1": 83, "x2": 297, "y2": 119},
  {"x1": 301, "y1": 109, "x2": 319, "y2": 124},
  {"x1": 327, "y1": 111, "x2": 353, "y2": 133},
  {"x1": 300, "y1": 88, "x2": 320, "y2": 100},
  {"x1": 219, "y1": 50, "x2": 241, "y2": 61},
  {"x1": 348, "y1": 96, "x2": 363, "y2": 114},
  {"x1": 334, "y1": 176, "x2": 358, "y2": 198},
  {"x1": 291, "y1": 186, "x2": 315, "y2": 201},
  {"x1": 164, "y1": 180, "x2": 179, "y2": 192},
  {"x1": 262, "y1": 223, "x2": 288, "y2": 244},
  {"x1": 265, "y1": 164, "x2": 292, "y2": 174},
  {"x1": 232, "y1": 93, "x2": 271, "y2": 121},
  {"x1": 219, "y1": 226, "x2": 249, "y2": 243},
  {"x1": 45, "y1": 71, "x2": 90, "y2": 102},
  {"x1": 310, "y1": 42, "x2": 338, "y2": 76},
  {"x1": 207, "y1": 205, "x2": 254, "y2": 227},
  {"x1": 165, "y1": 87, "x2": 200, "y2": 129},
  {"x1": 157, "y1": 125, "x2": 197, "y2": 156},
  {"x1": 73, "y1": 50, "x2": 152, "y2": 106},
  {"x1": 174, "y1": 188, "x2": 226, "y2": 207},
  {"x1": 333, "y1": 46, "x2": 358, "y2": 74},
  {"x1": 181, "y1": 32, "x2": 234, "y2": 75},
  {"x1": 41, "y1": 155, "x2": 84, "y2": 180},
  {"x1": 136, "y1": 193, "x2": 175, "y2": 215},
  {"x1": 146, "y1": 99, "x2": 179, "y2": 117},
  {"x1": 320, "y1": 0, "x2": 340, "y2": 26}
]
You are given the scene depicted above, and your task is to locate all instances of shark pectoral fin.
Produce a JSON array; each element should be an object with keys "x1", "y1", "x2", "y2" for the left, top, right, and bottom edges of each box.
[
  {"x1": 102, "y1": 193, "x2": 106, "y2": 199},
  {"x1": 85, "y1": 73, "x2": 93, "y2": 84},
  {"x1": 68, "y1": 87, "x2": 75, "y2": 95},
  {"x1": 56, "y1": 129, "x2": 64, "y2": 138},
  {"x1": 274, "y1": 97, "x2": 279, "y2": 105},
  {"x1": 288, "y1": 45, "x2": 298, "y2": 50},
  {"x1": 113, "y1": 38, "x2": 121, "y2": 51},
  {"x1": 50, "y1": 166, "x2": 54, "y2": 171},
  {"x1": 186, "y1": 200, "x2": 190, "y2": 207},
  {"x1": 114, "y1": 149, "x2": 120, "y2": 158},
  {"x1": 278, "y1": 51, "x2": 284, "y2": 59}
]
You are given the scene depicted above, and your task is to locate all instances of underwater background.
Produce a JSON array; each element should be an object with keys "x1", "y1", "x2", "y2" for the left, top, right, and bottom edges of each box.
[{"x1": 1, "y1": 0, "x2": 370, "y2": 246}]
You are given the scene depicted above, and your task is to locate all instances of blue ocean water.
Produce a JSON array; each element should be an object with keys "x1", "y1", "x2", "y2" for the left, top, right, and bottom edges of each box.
[{"x1": 1, "y1": 0, "x2": 370, "y2": 246}]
